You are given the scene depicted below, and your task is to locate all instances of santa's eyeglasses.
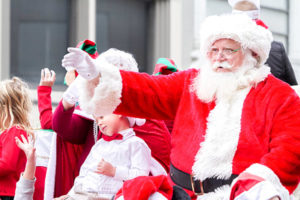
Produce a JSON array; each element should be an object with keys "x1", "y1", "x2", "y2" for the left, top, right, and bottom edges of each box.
[{"x1": 208, "y1": 47, "x2": 240, "y2": 58}]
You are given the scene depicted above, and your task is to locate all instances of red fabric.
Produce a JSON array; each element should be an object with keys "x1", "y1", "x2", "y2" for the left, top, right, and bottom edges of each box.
[
  {"x1": 34, "y1": 166, "x2": 47, "y2": 200},
  {"x1": 54, "y1": 136, "x2": 83, "y2": 197},
  {"x1": 255, "y1": 19, "x2": 269, "y2": 29},
  {"x1": 34, "y1": 86, "x2": 83, "y2": 197},
  {"x1": 38, "y1": 88, "x2": 87, "y2": 198},
  {"x1": 53, "y1": 101, "x2": 95, "y2": 167},
  {"x1": 37, "y1": 86, "x2": 53, "y2": 129},
  {"x1": 0, "y1": 126, "x2": 27, "y2": 196},
  {"x1": 164, "y1": 120, "x2": 174, "y2": 134},
  {"x1": 102, "y1": 133, "x2": 123, "y2": 141},
  {"x1": 115, "y1": 175, "x2": 173, "y2": 200},
  {"x1": 114, "y1": 69, "x2": 300, "y2": 195},
  {"x1": 230, "y1": 172, "x2": 265, "y2": 199}
]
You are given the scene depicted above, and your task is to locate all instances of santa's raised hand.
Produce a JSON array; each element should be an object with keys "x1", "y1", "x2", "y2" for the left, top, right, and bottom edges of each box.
[{"x1": 62, "y1": 47, "x2": 99, "y2": 80}]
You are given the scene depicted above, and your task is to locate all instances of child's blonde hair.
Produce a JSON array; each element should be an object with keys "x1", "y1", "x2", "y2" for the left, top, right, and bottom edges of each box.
[{"x1": 0, "y1": 77, "x2": 33, "y2": 136}]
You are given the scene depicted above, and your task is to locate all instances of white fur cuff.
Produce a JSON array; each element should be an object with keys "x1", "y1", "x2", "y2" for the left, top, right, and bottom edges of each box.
[
  {"x1": 78, "y1": 59, "x2": 123, "y2": 116},
  {"x1": 244, "y1": 164, "x2": 290, "y2": 199}
]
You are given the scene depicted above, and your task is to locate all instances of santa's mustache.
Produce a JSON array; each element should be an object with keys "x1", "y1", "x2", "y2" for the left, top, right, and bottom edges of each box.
[{"x1": 212, "y1": 61, "x2": 232, "y2": 70}]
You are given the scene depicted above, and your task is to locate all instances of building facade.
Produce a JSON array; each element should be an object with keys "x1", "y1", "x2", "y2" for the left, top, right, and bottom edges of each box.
[
  {"x1": 0, "y1": 0, "x2": 194, "y2": 85},
  {"x1": 0, "y1": 0, "x2": 300, "y2": 85}
]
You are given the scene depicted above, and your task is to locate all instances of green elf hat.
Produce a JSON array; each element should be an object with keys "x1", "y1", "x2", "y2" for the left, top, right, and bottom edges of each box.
[
  {"x1": 64, "y1": 39, "x2": 99, "y2": 84},
  {"x1": 153, "y1": 58, "x2": 178, "y2": 75},
  {"x1": 76, "y1": 39, "x2": 99, "y2": 59}
]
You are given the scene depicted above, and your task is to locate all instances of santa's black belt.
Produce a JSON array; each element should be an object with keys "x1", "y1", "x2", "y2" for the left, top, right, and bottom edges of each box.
[{"x1": 170, "y1": 163, "x2": 238, "y2": 195}]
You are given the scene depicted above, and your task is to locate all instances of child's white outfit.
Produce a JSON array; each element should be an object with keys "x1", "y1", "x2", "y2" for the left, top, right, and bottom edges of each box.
[
  {"x1": 14, "y1": 174, "x2": 36, "y2": 200},
  {"x1": 68, "y1": 128, "x2": 155, "y2": 199}
]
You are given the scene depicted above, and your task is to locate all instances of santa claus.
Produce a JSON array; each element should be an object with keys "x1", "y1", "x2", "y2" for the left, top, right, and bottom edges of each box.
[{"x1": 61, "y1": 14, "x2": 300, "y2": 200}]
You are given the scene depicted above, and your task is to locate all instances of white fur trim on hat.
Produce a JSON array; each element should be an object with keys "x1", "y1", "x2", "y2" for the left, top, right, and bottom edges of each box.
[{"x1": 200, "y1": 14, "x2": 273, "y2": 65}]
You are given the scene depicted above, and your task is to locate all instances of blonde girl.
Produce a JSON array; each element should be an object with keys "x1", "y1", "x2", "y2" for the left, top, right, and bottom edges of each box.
[{"x1": 0, "y1": 77, "x2": 33, "y2": 200}]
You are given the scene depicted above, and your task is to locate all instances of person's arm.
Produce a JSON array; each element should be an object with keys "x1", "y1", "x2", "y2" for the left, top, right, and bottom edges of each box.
[
  {"x1": 230, "y1": 88, "x2": 300, "y2": 199},
  {"x1": 37, "y1": 68, "x2": 56, "y2": 129},
  {"x1": 14, "y1": 134, "x2": 36, "y2": 200},
  {"x1": 0, "y1": 127, "x2": 27, "y2": 176},
  {"x1": 61, "y1": 47, "x2": 190, "y2": 119},
  {"x1": 52, "y1": 100, "x2": 92, "y2": 144},
  {"x1": 79, "y1": 68, "x2": 190, "y2": 120}
]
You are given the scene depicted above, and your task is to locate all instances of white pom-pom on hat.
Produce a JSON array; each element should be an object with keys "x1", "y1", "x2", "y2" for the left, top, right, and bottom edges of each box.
[{"x1": 127, "y1": 117, "x2": 146, "y2": 128}]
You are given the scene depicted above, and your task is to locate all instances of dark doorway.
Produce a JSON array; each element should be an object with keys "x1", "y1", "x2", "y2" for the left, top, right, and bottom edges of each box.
[
  {"x1": 96, "y1": 0, "x2": 153, "y2": 72},
  {"x1": 10, "y1": 0, "x2": 70, "y2": 85}
]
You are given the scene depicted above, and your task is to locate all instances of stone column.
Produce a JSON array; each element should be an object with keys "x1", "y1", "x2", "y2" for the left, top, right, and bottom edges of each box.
[
  {"x1": 0, "y1": 0, "x2": 10, "y2": 80},
  {"x1": 169, "y1": 0, "x2": 194, "y2": 69},
  {"x1": 69, "y1": 0, "x2": 96, "y2": 46}
]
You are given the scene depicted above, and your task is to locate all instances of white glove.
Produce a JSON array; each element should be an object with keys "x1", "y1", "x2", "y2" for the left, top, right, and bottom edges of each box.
[
  {"x1": 62, "y1": 76, "x2": 81, "y2": 105},
  {"x1": 62, "y1": 48, "x2": 99, "y2": 80}
]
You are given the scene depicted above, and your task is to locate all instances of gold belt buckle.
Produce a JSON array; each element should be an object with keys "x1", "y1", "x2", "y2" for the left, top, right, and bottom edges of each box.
[{"x1": 190, "y1": 174, "x2": 204, "y2": 196}]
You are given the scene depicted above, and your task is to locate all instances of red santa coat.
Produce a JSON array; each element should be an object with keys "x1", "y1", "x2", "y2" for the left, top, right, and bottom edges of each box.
[{"x1": 78, "y1": 64, "x2": 300, "y2": 198}]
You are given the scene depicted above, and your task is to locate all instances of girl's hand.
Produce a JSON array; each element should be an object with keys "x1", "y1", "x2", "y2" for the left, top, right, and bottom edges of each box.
[
  {"x1": 40, "y1": 68, "x2": 56, "y2": 87},
  {"x1": 15, "y1": 134, "x2": 36, "y2": 163},
  {"x1": 95, "y1": 158, "x2": 116, "y2": 177}
]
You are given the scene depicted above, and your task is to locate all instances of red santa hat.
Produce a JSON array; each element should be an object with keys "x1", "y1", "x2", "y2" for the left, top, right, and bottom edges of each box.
[
  {"x1": 200, "y1": 14, "x2": 273, "y2": 66},
  {"x1": 114, "y1": 175, "x2": 173, "y2": 200}
]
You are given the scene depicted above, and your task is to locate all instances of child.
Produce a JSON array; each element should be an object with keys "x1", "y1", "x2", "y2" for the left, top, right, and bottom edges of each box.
[
  {"x1": 0, "y1": 77, "x2": 33, "y2": 200},
  {"x1": 55, "y1": 114, "x2": 155, "y2": 200}
]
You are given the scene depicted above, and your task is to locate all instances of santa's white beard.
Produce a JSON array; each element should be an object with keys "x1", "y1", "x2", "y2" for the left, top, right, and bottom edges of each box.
[{"x1": 192, "y1": 52, "x2": 257, "y2": 103}]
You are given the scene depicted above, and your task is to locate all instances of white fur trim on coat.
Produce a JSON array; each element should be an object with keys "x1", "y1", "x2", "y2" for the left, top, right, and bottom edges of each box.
[
  {"x1": 200, "y1": 14, "x2": 273, "y2": 65},
  {"x1": 192, "y1": 86, "x2": 251, "y2": 181},
  {"x1": 243, "y1": 164, "x2": 291, "y2": 200},
  {"x1": 78, "y1": 58, "x2": 123, "y2": 116},
  {"x1": 192, "y1": 65, "x2": 270, "y2": 181}
]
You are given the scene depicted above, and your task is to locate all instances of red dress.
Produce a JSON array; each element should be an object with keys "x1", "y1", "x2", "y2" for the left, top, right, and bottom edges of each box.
[{"x1": 0, "y1": 126, "x2": 27, "y2": 197}]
